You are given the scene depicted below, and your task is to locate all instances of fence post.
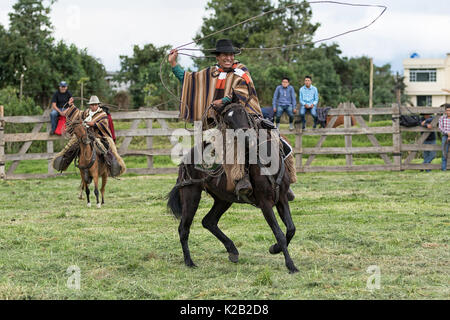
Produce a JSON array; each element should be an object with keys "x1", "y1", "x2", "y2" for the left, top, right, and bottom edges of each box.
[
  {"x1": 392, "y1": 104, "x2": 402, "y2": 171},
  {"x1": 344, "y1": 102, "x2": 353, "y2": 166},
  {"x1": 295, "y1": 125, "x2": 303, "y2": 172},
  {"x1": 0, "y1": 106, "x2": 5, "y2": 179},
  {"x1": 46, "y1": 112, "x2": 54, "y2": 175},
  {"x1": 146, "y1": 118, "x2": 153, "y2": 172}
]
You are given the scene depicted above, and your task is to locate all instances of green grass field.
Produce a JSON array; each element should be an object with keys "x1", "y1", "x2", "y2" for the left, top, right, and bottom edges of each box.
[{"x1": 0, "y1": 171, "x2": 448, "y2": 300}]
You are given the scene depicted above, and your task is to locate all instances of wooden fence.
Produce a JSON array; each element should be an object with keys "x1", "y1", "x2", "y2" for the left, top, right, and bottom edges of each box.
[
  {"x1": 292, "y1": 102, "x2": 447, "y2": 172},
  {"x1": 0, "y1": 103, "x2": 447, "y2": 180}
]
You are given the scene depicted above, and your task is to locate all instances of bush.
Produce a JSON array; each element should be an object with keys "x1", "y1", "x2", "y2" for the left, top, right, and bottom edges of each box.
[
  {"x1": 0, "y1": 87, "x2": 45, "y2": 154},
  {"x1": 0, "y1": 87, "x2": 41, "y2": 117}
]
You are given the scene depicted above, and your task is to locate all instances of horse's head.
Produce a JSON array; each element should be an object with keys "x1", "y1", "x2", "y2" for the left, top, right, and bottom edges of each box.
[
  {"x1": 67, "y1": 118, "x2": 92, "y2": 145},
  {"x1": 215, "y1": 103, "x2": 251, "y2": 130}
]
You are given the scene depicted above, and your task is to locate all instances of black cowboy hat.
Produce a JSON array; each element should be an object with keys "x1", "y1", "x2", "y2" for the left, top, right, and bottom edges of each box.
[{"x1": 211, "y1": 39, "x2": 240, "y2": 55}]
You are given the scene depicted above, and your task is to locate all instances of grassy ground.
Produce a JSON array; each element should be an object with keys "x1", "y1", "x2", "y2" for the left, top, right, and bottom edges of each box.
[{"x1": 0, "y1": 171, "x2": 448, "y2": 300}]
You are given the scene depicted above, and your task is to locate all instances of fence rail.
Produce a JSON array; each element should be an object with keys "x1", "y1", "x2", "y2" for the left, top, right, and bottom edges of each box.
[{"x1": 0, "y1": 103, "x2": 447, "y2": 180}]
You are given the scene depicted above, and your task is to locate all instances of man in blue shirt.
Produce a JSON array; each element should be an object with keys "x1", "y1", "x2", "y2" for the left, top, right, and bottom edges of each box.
[
  {"x1": 273, "y1": 77, "x2": 297, "y2": 130},
  {"x1": 299, "y1": 76, "x2": 319, "y2": 129}
]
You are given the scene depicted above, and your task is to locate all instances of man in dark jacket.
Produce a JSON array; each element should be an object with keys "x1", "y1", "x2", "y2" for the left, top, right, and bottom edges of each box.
[
  {"x1": 50, "y1": 81, "x2": 72, "y2": 135},
  {"x1": 420, "y1": 114, "x2": 437, "y2": 171}
]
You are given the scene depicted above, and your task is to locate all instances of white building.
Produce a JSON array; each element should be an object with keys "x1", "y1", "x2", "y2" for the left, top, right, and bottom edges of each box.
[
  {"x1": 403, "y1": 53, "x2": 450, "y2": 107},
  {"x1": 105, "y1": 71, "x2": 131, "y2": 92}
]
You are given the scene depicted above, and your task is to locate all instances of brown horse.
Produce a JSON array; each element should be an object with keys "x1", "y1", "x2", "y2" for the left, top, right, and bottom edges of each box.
[
  {"x1": 70, "y1": 120, "x2": 108, "y2": 208},
  {"x1": 326, "y1": 114, "x2": 357, "y2": 128}
]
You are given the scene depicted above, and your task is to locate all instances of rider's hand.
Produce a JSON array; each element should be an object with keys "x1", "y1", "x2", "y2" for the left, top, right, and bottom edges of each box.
[
  {"x1": 168, "y1": 49, "x2": 178, "y2": 67},
  {"x1": 86, "y1": 121, "x2": 95, "y2": 127},
  {"x1": 212, "y1": 99, "x2": 223, "y2": 107}
]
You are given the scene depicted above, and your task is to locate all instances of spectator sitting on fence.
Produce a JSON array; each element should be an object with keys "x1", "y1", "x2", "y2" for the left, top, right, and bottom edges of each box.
[
  {"x1": 299, "y1": 76, "x2": 319, "y2": 129},
  {"x1": 438, "y1": 104, "x2": 450, "y2": 171},
  {"x1": 273, "y1": 77, "x2": 297, "y2": 131},
  {"x1": 50, "y1": 81, "x2": 72, "y2": 135},
  {"x1": 420, "y1": 113, "x2": 437, "y2": 172}
]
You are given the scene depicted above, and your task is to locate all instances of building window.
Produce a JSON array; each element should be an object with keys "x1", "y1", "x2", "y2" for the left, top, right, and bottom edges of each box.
[
  {"x1": 410, "y1": 69, "x2": 437, "y2": 82},
  {"x1": 417, "y1": 95, "x2": 432, "y2": 106}
]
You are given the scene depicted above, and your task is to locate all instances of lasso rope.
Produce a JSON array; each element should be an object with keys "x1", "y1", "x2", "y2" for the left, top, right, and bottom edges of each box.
[{"x1": 160, "y1": 0, "x2": 388, "y2": 122}]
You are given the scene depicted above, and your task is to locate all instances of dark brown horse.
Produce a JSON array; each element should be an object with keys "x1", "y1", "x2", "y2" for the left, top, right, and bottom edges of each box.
[
  {"x1": 69, "y1": 119, "x2": 108, "y2": 208},
  {"x1": 167, "y1": 104, "x2": 298, "y2": 273}
]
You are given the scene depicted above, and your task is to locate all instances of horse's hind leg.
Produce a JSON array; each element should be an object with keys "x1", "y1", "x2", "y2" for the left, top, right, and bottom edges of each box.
[
  {"x1": 179, "y1": 185, "x2": 202, "y2": 268},
  {"x1": 260, "y1": 203, "x2": 298, "y2": 274},
  {"x1": 270, "y1": 197, "x2": 296, "y2": 255},
  {"x1": 201, "y1": 199, "x2": 239, "y2": 263}
]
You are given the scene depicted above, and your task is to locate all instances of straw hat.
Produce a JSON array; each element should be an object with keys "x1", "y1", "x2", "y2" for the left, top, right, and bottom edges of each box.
[{"x1": 88, "y1": 96, "x2": 101, "y2": 105}]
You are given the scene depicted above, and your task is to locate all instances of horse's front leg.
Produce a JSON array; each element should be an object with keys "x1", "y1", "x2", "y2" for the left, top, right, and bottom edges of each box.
[
  {"x1": 270, "y1": 196, "x2": 296, "y2": 255},
  {"x1": 85, "y1": 182, "x2": 91, "y2": 208},
  {"x1": 101, "y1": 172, "x2": 107, "y2": 205},
  {"x1": 78, "y1": 182, "x2": 84, "y2": 200},
  {"x1": 260, "y1": 202, "x2": 298, "y2": 274},
  {"x1": 92, "y1": 170, "x2": 100, "y2": 209}
]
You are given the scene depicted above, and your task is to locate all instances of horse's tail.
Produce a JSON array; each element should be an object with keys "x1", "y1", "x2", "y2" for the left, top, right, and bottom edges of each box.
[{"x1": 167, "y1": 186, "x2": 182, "y2": 220}]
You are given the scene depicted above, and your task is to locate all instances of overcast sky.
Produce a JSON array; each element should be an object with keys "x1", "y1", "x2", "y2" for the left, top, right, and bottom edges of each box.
[{"x1": 1, "y1": 0, "x2": 449, "y2": 73}]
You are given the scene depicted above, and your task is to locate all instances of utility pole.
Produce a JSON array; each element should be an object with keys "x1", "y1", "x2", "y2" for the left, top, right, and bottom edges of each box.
[
  {"x1": 369, "y1": 58, "x2": 374, "y2": 123},
  {"x1": 78, "y1": 77, "x2": 90, "y2": 108},
  {"x1": 19, "y1": 73, "x2": 24, "y2": 101},
  {"x1": 81, "y1": 81, "x2": 84, "y2": 108},
  {"x1": 395, "y1": 73, "x2": 402, "y2": 106}
]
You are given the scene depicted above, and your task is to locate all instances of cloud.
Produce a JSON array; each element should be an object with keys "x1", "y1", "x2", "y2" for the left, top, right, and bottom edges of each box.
[
  {"x1": 49, "y1": 1, "x2": 208, "y2": 70},
  {"x1": 1, "y1": 0, "x2": 449, "y2": 74},
  {"x1": 310, "y1": 1, "x2": 450, "y2": 72}
]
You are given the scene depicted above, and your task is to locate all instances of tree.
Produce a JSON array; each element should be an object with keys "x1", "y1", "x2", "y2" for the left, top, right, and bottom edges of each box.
[
  {"x1": 191, "y1": 0, "x2": 402, "y2": 108},
  {"x1": 116, "y1": 44, "x2": 179, "y2": 108},
  {"x1": 193, "y1": 0, "x2": 322, "y2": 105},
  {"x1": 0, "y1": 0, "x2": 110, "y2": 108}
]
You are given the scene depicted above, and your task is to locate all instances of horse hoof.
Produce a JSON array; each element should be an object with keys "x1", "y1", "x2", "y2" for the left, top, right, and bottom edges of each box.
[
  {"x1": 185, "y1": 261, "x2": 197, "y2": 268},
  {"x1": 87, "y1": 203, "x2": 91, "y2": 208},
  {"x1": 289, "y1": 267, "x2": 299, "y2": 274},
  {"x1": 269, "y1": 244, "x2": 281, "y2": 255},
  {"x1": 228, "y1": 253, "x2": 239, "y2": 263},
  {"x1": 97, "y1": 203, "x2": 101, "y2": 209}
]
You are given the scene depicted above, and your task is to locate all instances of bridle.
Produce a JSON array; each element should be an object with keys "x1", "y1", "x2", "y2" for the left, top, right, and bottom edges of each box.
[{"x1": 70, "y1": 120, "x2": 97, "y2": 171}]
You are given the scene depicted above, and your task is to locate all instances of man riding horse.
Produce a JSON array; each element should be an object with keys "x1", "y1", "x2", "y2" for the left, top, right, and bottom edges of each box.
[
  {"x1": 169, "y1": 39, "x2": 297, "y2": 200},
  {"x1": 52, "y1": 96, "x2": 126, "y2": 177}
]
